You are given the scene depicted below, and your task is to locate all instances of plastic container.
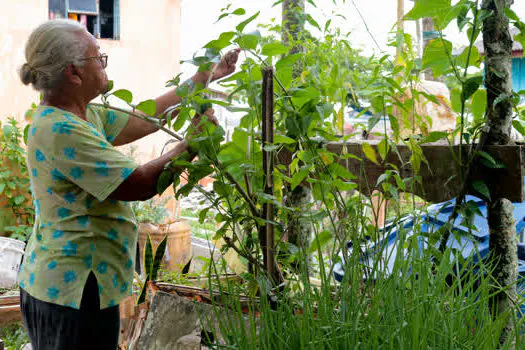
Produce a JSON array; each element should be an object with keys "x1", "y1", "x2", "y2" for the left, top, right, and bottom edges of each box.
[
  {"x1": 0, "y1": 237, "x2": 25, "y2": 288},
  {"x1": 137, "y1": 220, "x2": 192, "y2": 274}
]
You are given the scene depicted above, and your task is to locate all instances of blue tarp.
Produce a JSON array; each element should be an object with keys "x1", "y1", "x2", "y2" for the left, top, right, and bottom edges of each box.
[{"x1": 334, "y1": 192, "x2": 525, "y2": 283}]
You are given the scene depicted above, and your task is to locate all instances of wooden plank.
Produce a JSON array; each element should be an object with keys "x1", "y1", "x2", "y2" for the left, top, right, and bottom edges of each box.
[
  {"x1": 0, "y1": 304, "x2": 21, "y2": 327},
  {"x1": 279, "y1": 141, "x2": 524, "y2": 203}
]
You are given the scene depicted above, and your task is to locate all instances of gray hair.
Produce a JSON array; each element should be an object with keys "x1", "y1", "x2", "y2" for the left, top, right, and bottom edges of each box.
[{"x1": 19, "y1": 19, "x2": 88, "y2": 92}]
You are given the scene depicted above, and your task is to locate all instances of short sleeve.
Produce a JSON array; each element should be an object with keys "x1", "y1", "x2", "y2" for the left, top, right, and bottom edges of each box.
[
  {"x1": 88, "y1": 105, "x2": 130, "y2": 144},
  {"x1": 49, "y1": 119, "x2": 138, "y2": 202}
]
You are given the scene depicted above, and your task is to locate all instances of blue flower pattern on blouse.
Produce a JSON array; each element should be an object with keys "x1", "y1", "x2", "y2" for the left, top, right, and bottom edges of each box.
[
  {"x1": 63, "y1": 147, "x2": 76, "y2": 159},
  {"x1": 121, "y1": 168, "x2": 133, "y2": 179},
  {"x1": 63, "y1": 271, "x2": 77, "y2": 284},
  {"x1": 20, "y1": 105, "x2": 138, "y2": 309},
  {"x1": 70, "y1": 167, "x2": 84, "y2": 180},
  {"x1": 63, "y1": 192, "x2": 76, "y2": 204},
  {"x1": 94, "y1": 162, "x2": 109, "y2": 177},
  {"x1": 47, "y1": 286, "x2": 60, "y2": 300},
  {"x1": 62, "y1": 241, "x2": 78, "y2": 257},
  {"x1": 97, "y1": 262, "x2": 108, "y2": 274},
  {"x1": 106, "y1": 111, "x2": 117, "y2": 125},
  {"x1": 57, "y1": 207, "x2": 71, "y2": 219},
  {"x1": 35, "y1": 149, "x2": 46, "y2": 162},
  {"x1": 51, "y1": 168, "x2": 66, "y2": 181},
  {"x1": 52, "y1": 122, "x2": 73, "y2": 135},
  {"x1": 77, "y1": 216, "x2": 89, "y2": 227}
]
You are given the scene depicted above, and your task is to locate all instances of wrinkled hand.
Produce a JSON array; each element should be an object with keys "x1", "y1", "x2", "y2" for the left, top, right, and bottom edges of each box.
[
  {"x1": 188, "y1": 108, "x2": 218, "y2": 135},
  {"x1": 211, "y1": 48, "x2": 241, "y2": 81}
]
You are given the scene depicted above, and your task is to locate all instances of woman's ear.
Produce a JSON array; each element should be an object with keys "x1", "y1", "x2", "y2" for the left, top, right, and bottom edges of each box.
[{"x1": 64, "y1": 64, "x2": 82, "y2": 86}]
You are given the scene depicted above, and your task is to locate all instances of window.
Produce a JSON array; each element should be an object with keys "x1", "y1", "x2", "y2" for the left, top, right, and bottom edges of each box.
[{"x1": 48, "y1": 0, "x2": 120, "y2": 40}]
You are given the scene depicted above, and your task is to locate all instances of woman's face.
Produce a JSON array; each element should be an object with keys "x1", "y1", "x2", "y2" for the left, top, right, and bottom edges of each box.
[{"x1": 76, "y1": 31, "x2": 109, "y2": 99}]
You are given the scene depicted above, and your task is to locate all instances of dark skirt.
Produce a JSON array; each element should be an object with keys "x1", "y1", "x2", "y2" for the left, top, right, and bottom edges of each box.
[{"x1": 20, "y1": 272, "x2": 120, "y2": 350}]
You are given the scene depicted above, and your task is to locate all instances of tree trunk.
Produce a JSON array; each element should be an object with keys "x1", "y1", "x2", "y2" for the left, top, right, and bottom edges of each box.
[
  {"x1": 282, "y1": 0, "x2": 313, "y2": 274},
  {"x1": 282, "y1": 0, "x2": 305, "y2": 55},
  {"x1": 482, "y1": 0, "x2": 517, "y2": 345}
]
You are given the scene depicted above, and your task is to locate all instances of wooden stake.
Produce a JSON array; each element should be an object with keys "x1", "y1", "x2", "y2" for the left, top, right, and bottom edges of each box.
[{"x1": 262, "y1": 66, "x2": 276, "y2": 281}]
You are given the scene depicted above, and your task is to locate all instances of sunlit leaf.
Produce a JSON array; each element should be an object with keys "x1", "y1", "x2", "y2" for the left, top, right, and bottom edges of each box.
[
  {"x1": 422, "y1": 39, "x2": 453, "y2": 78},
  {"x1": 262, "y1": 42, "x2": 289, "y2": 56},
  {"x1": 113, "y1": 89, "x2": 133, "y2": 103},
  {"x1": 362, "y1": 142, "x2": 378, "y2": 165},
  {"x1": 236, "y1": 11, "x2": 260, "y2": 33},
  {"x1": 378, "y1": 138, "x2": 390, "y2": 160},
  {"x1": 136, "y1": 100, "x2": 157, "y2": 116}
]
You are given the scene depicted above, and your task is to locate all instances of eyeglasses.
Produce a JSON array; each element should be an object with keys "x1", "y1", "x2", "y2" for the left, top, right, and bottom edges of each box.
[{"x1": 80, "y1": 54, "x2": 108, "y2": 68}]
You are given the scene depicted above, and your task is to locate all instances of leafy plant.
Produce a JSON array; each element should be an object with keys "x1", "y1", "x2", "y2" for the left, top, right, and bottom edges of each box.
[
  {"x1": 0, "y1": 118, "x2": 34, "y2": 239},
  {"x1": 137, "y1": 234, "x2": 168, "y2": 304},
  {"x1": 1, "y1": 322, "x2": 30, "y2": 350},
  {"x1": 130, "y1": 197, "x2": 170, "y2": 224}
]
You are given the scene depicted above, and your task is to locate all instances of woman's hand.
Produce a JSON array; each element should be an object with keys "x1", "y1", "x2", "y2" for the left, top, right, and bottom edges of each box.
[{"x1": 211, "y1": 48, "x2": 241, "y2": 81}]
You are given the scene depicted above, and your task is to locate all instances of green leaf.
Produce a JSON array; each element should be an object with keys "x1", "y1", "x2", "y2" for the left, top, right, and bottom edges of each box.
[
  {"x1": 236, "y1": 11, "x2": 260, "y2": 33},
  {"x1": 450, "y1": 88, "x2": 462, "y2": 113},
  {"x1": 3, "y1": 124, "x2": 14, "y2": 138},
  {"x1": 274, "y1": 134, "x2": 296, "y2": 144},
  {"x1": 137, "y1": 276, "x2": 150, "y2": 304},
  {"x1": 261, "y1": 42, "x2": 289, "y2": 56},
  {"x1": 328, "y1": 163, "x2": 356, "y2": 180},
  {"x1": 156, "y1": 168, "x2": 173, "y2": 194},
  {"x1": 462, "y1": 76, "x2": 483, "y2": 101},
  {"x1": 181, "y1": 257, "x2": 192, "y2": 275},
  {"x1": 23, "y1": 124, "x2": 30, "y2": 145},
  {"x1": 151, "y1": 235, "x2": 167, "y2": 281},
  {"x1": 362, "y1": 142, "x2": 379, "y2": 165},
  {"x1": 14, "y1": 196, "x2": 26, "y2": 205},
  {"x1": 234, "y1": 33, "x2": 260, "y2": 50},
  {"x1": 422, "y1": 39, "x2": 453, "y2": 78},
  {"x1": 113, "y1": 89, "x2": 133, "y2": 103},
  {"x1": 471, "y1": 89, "x2": 487, "y2": 122},
  {"x1": 306, "y1": 14, "x2": 321, "y2": 31},
  {"x1": 513, "y1": 120, "x2": 525, "y2": 137},
  {"x1": 405, "y1": 0, "x2": 452, "y2": 21},
  {"x1": 0, "y1": 183, "x2": 5, "y2": 194},
  {"x1": 232, "y1": 8, "x2": 246, "y2": 15},
  {"x1": 107, "y1": 80, "x2": 114, "y2": 92},
  {"x1": 136, "y1": 100, "x2": 157, "y2": 116},
  {"x1": 204, "y1": 32, "x2": 236, "y2": 50},
  {"x1": 456, "y1": 46, "x2": 480, "y2": 69},
  {"x1": 275, "y1": 53, "x2": 302, "y2": 70},
  {"x1": 290, "y1": 167, "x2": 309, "y2": 190},
  {"x1": 144, "y1": 235, "x2": 153, "y2": 276},
  {"x1": 421, "y1": 131, "x2": 448, "y2": 143},
  {"x1": 291, "y1": 87, "x2": 320, "y2": 108},
  {"x1": 378, "y1": 138, "x2": 390, "y2": 161},
  {"x1": 308, "y1": 230, "x2": 332, "y2": 254},
  {"x1": 471, "y1": 180, "x2": 490, "y2": 201}
]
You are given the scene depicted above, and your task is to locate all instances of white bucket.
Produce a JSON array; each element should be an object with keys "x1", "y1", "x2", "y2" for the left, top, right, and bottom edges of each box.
[{"x1": 0, "y1": 237, "x2": 26, "y2": 289}]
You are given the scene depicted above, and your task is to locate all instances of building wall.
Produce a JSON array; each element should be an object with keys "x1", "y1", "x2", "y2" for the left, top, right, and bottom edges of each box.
[
  {"x1": 0, "y1": 1, "x2": 48, "y2": 120},
  {"x1": 1, "y1": 0, "x2": 182, "y2": 162}
]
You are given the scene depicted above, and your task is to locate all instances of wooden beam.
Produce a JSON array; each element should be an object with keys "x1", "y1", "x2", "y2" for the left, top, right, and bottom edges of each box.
[
  {"x1": 0, "y1": 295, "x2": 21, "y2": 327},
  {"x1": 279, "y1": 141, "x2": 524, "y2": 203}
]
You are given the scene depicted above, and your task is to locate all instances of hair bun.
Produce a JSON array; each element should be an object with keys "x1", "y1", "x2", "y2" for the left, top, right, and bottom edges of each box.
[{"x1": 20, "y1": 63, "x2": 35, "y2": 85}]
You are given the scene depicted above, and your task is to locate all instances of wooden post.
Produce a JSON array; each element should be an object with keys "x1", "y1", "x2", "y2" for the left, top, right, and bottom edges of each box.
[
  {"x1": 262, "y1": 66, "x2": 276, "y2": 281},
  {"x1": 396, "y1": 0, "x2": 404, "y2": 62},
  {"x1": 482, "y1": 0, "x2": 517, "y2": 344},
  {"x1": 422, "y1": 17, "x2": 435, "y2": 81}
]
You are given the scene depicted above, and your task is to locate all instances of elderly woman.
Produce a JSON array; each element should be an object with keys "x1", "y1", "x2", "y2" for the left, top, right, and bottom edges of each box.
[{"x1": 17, "y1": 19, "x2": 239, "y2": 350}]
